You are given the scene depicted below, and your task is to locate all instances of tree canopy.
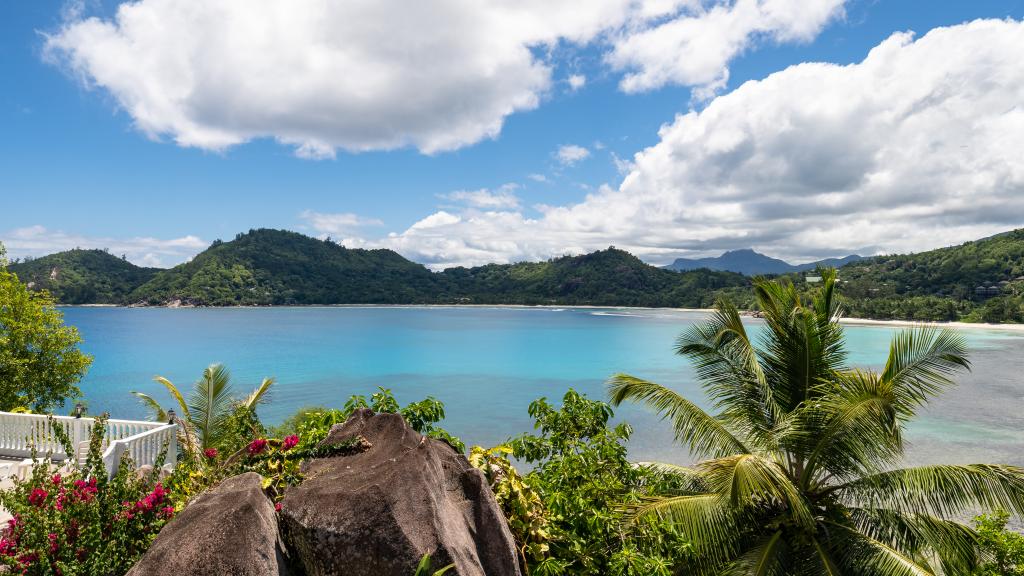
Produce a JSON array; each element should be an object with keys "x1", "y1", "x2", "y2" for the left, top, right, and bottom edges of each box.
[{"x1": 0, "y1": 245, "x2": 93, "y2": 411}]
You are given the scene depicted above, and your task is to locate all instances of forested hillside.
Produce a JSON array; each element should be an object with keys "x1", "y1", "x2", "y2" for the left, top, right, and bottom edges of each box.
[
  {"x1": 835, "y1": 229, "x2": 1024, "y2": 322},
  {"x1": 7, "y1": 249, "x2": 159, "y2": 304},
  {"x1": 9, "y1": 227, "x2": 1024, "y2": 323},
  {"x1": 128, "y1": 229, "x2": 444, "y2": 305},
  {"x1": 441, "y1": 247, "x2": 750, "y2": 307}
]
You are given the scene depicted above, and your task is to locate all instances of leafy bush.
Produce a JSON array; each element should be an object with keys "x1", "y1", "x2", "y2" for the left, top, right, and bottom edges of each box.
[
  {"x1": 0, "y1": 415, "x2": 173, "y2": 575},
  {"x1": 503, "y1": 390, "x2": 692, "y2": 575},
  {"x1": 275, "y1": 387, "x2": 464, "y2": 452},
  {"x1": 974, "y1": 510, "x2": 1024, "y2": 575}
]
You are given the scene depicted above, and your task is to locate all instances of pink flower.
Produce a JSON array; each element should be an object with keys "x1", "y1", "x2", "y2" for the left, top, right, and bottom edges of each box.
[
  {"x1": 247, "y1": 438, "x2": 268, "y2": 456},
  {"x1": 50, "y1": 474, "x2": 61, "y2": 486},
  {"x1": 281, "y1": 435, "x2": 299, "y2": 452},
  {"x1": 203, "y1": 448, "x2": 218, "y2": 459},
  {"x1": 28, "y1": 488, "x2": 47, "y2": 508},
  {"x1": 48, "y1": 533, "x2": 58, "y2": 554},
  {"x1": 160, "y1": 506, "x2": 175, "y2": 519},
  {"x1": 274, "y1": 502, "x2": 282, "y2": 512}
]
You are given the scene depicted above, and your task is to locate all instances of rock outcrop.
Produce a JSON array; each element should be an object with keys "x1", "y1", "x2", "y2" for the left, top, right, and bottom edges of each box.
[
  {"x1": 280, "y1": 408, "x2": 522, "y2": 576},
  {"x1": 126, "y1": 472, "x2": 291, "y2": 576}
]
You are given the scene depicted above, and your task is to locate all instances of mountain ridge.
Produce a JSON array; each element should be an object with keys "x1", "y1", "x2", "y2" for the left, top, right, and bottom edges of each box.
[
  {"x1": 5, "y1": 227, "x2": 1024, "y2": 323},
  {"x1": 664, "y1": 248, "x2": 863, "y2": 275}
]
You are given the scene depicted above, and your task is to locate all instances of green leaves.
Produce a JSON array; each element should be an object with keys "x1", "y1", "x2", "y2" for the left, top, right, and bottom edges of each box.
[
  {"x1": 137, "y1": 364, "x2": 276, "y2": 452},
  {"x1": 0, "y1": 268, "x2": 92, "y2": 411},
  {"x1": 605, "y1": 270, "x2": 1024, "y2": 575},
  {"x1": 608, "y1": 374, "x2": 747, "y2": 459},
  {"x1": 836, "y1": 464, "x2": 1024, "y2": 518}
]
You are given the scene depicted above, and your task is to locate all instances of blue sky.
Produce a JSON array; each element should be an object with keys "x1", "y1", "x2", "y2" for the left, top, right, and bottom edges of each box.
[{"x1": 2, "y1": 0, "x2": 1024, "y2": 268}]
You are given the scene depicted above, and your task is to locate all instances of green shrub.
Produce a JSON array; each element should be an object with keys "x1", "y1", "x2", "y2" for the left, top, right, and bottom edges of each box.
[
  {"x1": 0, "y1": 415, "x2": 172, "y2": 575},
  {"x1": 505, "y1": 390, "x2": 692, "y2": 575}
]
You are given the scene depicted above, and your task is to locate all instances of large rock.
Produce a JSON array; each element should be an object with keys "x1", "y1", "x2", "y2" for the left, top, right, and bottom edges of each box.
[
  {"x1": 127, "y1": 472, "x2": 290, "y2": 576},
  {"x1": 280, "y1": 409, "x2": 522, "y2": 576}
]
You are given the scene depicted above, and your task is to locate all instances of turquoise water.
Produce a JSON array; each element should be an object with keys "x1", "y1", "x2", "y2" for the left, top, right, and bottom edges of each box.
[{"x1": 60, "y1": 306, "x2": 1024, "y2": 466}]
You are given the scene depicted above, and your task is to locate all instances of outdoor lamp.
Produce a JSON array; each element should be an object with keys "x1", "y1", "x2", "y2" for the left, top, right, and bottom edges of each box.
[
  {"x1": 167, "y1": 409, "x2": 176, "y2": 424},
  {"x1": 73, "y1": 403, "x2": 85, "y2": 418}
]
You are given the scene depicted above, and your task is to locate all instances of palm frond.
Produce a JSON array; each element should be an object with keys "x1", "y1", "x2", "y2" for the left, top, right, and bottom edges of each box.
[
  {"x1": 189, "y1": 363, "x2": 236, "y2": 449},
  {"x1": 130, "y1": 391, "x2": 167, "y2": 422},
  {"x1": 824, "y1": 520, "x2": 934, "y2": 576},
  {"x1": 608, "y1": 374, "x2": 748, "y2": 458},
  {"x1": 153, "y1": 375, "x2": 191, "y2": 420},
  {"x1": 835, "y1": 464, "x2": 1024, "y2": 517},
  {"x1": 242, "y1": 377, "x2": 276, "y2": 409},
  {"x1": 797, "y1": 370, "x2": 903, "y2": 487},
  {"x1": 847, "y1": 507, "x2": 979, "y2": 574},
  {"x1": 880, "y1": 327, "x2": 970, "y2": 417},
  {"x1": 700, "y1": 454, "x2": 814, "y2": 529},
  {"x1": 721, "y1": 531, "x2": 786, "y2": 576},
  {"x1": 675, "y1": 299, "x2": 780, "y2": 444},
  {"x1": 622, "y1": 493, "x2": 738, "y2": 567}
]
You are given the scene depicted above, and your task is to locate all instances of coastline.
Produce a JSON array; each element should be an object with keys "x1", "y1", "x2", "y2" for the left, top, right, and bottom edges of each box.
[{"x1": 55, "y1": 303, "x2": 1024, "y2": 331}]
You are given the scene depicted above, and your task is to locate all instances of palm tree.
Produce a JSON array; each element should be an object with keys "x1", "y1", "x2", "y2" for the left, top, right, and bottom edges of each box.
[
  {"x1": 132, "y1": 363, "x2": 274, "y2": 451},
  {"x1": 609, "y1": 269, "x2": 1024, "y2": 575}
]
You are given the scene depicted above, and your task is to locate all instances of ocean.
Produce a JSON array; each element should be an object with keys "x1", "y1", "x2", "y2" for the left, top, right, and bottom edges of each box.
[{"x1": 60, "y1": 306, "x2": 1024, "y2": 466}]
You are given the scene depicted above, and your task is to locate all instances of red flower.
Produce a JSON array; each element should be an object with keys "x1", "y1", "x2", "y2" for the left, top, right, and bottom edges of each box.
[
  {"x1": 47, "y1": 533, "x2": 58, "y2": 554},
  {"x1": 50, "y1": 474, "x2": 61, "y2": 486},
  {"x1": 247, "y1": 438, "x2": 268, "y2": 455},
  {"x1": 28, "y1": 488, "x2": 48, "y2": 508},
  {"x1": 203, "y1": 448, "x2": 218, "y2": 459},
  {"x1": 274, "y1": 502, "x2": 282, "y2": 512},
  {"x1": 281, "y1": 435, "x2": 299, "y2": 452}
]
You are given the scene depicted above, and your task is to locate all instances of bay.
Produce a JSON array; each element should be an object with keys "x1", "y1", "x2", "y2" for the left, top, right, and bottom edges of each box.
[{"x1": 60, "y1": 306, "x2": 1024, "y2": 466}]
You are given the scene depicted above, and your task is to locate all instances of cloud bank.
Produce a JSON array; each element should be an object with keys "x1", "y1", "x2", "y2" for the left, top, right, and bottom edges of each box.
[
  {"x1": 44, "y1": 0, "x2": 847, "y2": 158},
  {"x1": 303, "y1": 19, "x2": 1024, "y2": 269}
]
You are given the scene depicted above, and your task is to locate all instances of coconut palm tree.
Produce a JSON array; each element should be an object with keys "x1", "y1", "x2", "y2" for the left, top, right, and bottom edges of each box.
[
  {"x1": 132, "y1": 363, "x2": 274, "y2": 451},
  {"x1": 609, "y1": 269, "x2": 1024, "y2": 575}
]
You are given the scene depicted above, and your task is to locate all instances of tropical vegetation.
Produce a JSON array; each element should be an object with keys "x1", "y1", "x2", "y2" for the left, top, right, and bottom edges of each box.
[
  {"x1": 6, "y1": 249, "x2": 159, "y2": 305},
  {"x1": 0, "y1": 243, "x2": 92, "y2": 412},
  {"x1": 3, "y1": 247, "x2": 1024, "y2": 574},
  {"x1": 608, "y1": 269, "x2": 1024, "y2": 574},
  {"x1": 13, "y1": 226, "x2": 1024, "y2": 322},
  {"x1": 131, "y1": 363, "x2": 275, "y2": 452},
  {"x1": 0, "y1": 415, "x2": 173, "y2": 575}
]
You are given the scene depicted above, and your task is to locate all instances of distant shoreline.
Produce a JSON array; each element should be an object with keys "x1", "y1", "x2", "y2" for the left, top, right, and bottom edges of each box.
[{"x1": 55, "y1": 303, "x2": 1024, "y2": 331}]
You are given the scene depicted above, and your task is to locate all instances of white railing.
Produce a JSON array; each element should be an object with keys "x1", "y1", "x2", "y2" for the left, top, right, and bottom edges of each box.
[
  {"x1": 0, "y1": 411, "x2": 177, "y2": 479},
  {"x1": 101, "y1": 423, "x2": 178, "y2": 478}
]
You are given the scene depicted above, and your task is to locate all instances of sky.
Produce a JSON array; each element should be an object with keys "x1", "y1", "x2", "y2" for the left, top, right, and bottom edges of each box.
[{"x1": 1, "y1": 0, "x2": 1023, "y2": 269}]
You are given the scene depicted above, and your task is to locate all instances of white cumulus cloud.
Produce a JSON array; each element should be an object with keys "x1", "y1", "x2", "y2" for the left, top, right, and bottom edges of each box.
[
  {"x1": 607, "y1": 0, "x2": 847, "y2": 95},
  {"x1": 556, "y1": 144, "x2": 591, "y2": 166},
  {"x1": 43, "y1": 0, "x2": 849, "y2": 158},
  {"x1": 363, "y1": 19, "x2": 1024, "y2": 269}
]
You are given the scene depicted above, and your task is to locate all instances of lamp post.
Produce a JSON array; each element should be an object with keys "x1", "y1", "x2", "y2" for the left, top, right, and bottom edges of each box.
[
  {"x1": 73, "y1": 403, "x2": 85, "y2": 418},
  {"x1": 167, "y1": 409, "x2": 176, "y2": 425}
]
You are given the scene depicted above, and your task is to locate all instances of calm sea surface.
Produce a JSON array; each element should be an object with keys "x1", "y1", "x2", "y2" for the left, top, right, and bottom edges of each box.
[{"x1": 60, "y1": 306, "x2": 1024, "y2": 466}]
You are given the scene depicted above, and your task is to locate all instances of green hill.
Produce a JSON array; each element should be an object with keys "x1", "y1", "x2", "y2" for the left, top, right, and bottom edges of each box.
[
  {"x1": 127, "y1": 230, "x2": 750, "y2": 307},
  {"x1": 128, "y1": 229, "x2": 444, "y2": 305},
  {"x1": 7, "y1": 249, "x2": 159, "y2": 304},
  {"x1": 834, "y1": 229, "x2": 1024, "y2": 322},
  {"x1": 441, "y1": 247, "x2": 750, "y2": 307},
  {"x1": 11, "y1": 226, "x2": 1024, "y2": 322}
]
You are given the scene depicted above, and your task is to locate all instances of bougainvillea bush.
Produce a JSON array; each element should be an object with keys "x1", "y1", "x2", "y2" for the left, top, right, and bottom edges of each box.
[{"x1": 0, "y1": 416, "x2": 174, "y2": 575}]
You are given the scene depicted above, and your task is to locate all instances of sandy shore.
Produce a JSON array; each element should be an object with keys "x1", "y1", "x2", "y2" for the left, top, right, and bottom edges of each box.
[{"x1": 838, "y1": 316, "x2": 1024, "y2": 332}]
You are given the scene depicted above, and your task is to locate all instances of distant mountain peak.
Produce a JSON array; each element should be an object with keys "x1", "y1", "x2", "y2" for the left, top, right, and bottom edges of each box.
[{"x1": 663, "y1": 249, "x2": 863, "y2": 276}]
